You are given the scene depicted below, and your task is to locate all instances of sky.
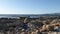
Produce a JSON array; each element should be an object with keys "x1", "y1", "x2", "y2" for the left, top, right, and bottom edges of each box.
[{"x1": 0, "y1": 0, "x2": 60, "y2": 14}]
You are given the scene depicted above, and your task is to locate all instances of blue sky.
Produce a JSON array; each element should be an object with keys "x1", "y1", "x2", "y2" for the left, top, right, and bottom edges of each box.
[{"x1": 0, "y1": 0, "x2": 60, "y2": 14}]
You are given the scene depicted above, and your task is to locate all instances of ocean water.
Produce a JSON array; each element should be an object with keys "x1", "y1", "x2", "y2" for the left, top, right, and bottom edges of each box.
[
  {"x1": 0, "y1": 14, "x2": 41, "y2": 18},
  {"x1": 0, "y1": 14, "x2": 59, "y2": 18}
]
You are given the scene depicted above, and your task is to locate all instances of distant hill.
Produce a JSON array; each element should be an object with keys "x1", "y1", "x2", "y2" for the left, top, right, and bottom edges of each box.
[{"x1": 0, "y1": 13, "x2": 60, "y2": 17}]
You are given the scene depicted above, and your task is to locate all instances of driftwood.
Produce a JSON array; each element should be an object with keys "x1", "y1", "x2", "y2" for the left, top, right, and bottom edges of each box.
[{"x1": 39, "y1": 23, "x2": 60, "y2": 32}]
